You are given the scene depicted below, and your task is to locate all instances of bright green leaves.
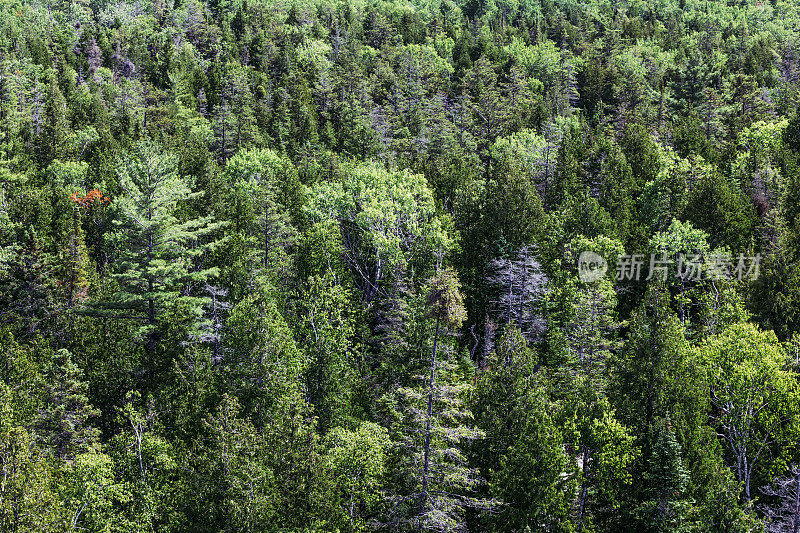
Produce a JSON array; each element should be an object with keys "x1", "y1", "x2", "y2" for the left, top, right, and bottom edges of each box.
[
  {"x1": 300, "y1": 273, "x2": 358, "y2": 431},
  {"x1": 92, "y1": 140, "x2": 227, "y2": 353},
  {"x1": 199, "y1": 395, "x2": 280, "y2": 531},
  {"x1": 695, "y1": 323, "x2": 800, "y2": 501},
  {"x1": 108, "y1": 391, "x2": 180, "y2": 530},
  {"x1": 649, "y1": 218, "x2": 711, "y2": 261},
  {"x1": 222, "y1": 148, "x2": 302, "y2": 294},
  {"x1": 305, "y1": 161, "x2": 452, "y2": 300},
  {"x1": 587, "y1": 409, "x2": 637, "y2": 518},
  {"x1": 320, "y1": 422, "x2": 390, "y2": 532},
  {"x1": 64, "y1": 448, "x2": 128, "y2": 530},
  {"x1": 48, "y1": 160, "x2": 89, "y2": 190}
]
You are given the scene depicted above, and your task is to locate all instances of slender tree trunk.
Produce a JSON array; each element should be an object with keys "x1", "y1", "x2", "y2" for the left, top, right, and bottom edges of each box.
[
  {"x1": 518, "y1": 247, "x2": 527, "y2": 331},
  {"x1": 744, "y1": 455, "x2": 751, "y2": 501},
  {"x1": 263, "y1": 205, "x2": 270, "y2": 269},
  {"x1": 421, "y1": 315, "x2": 440, "y2": 522},
  {"x1": 793, "y1": 468, "x2": 800, "y2": 533},
  {"x1": 577, "y1": 444, "x2": 590, "y2": 531},
  {"x1": 147, "y1": 229, "x2": 155, "y2": 366},
  {"x1": 67, "y1": 214, "x2": 78, "y2": 308},
  {"x1": 506, "y1": 264, "x2": 513, "y2": 326}
]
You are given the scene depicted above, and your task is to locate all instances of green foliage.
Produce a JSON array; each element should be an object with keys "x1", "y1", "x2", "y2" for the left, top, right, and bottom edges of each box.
[
  {"x1": 473, "y1": 328, "x2": 576, "y2": 531},
  {"x1": 300, "y1": 272, "x2": 358, "y2": 431},
  {"x1": 224, "y1": 280, "x2": 304, "y2": 423},
  {"x1": 695, "y1": 323, "x2": 800, "y2": 502},
  {"x1": 89, "y1": 140, "x2": 226, "y2": 363},
  {"x1": 305, "y1": 162, "x2": 452, "y2": 301},
  {"x1": 35, "y1": 348, "x2": 100, "y2": 460},
  {"x1": 320, "y1": 422, "x2": 390, "y2": 531},
  {"x1": 1, "y1": 0, "x2": 800, "y2": 529}
]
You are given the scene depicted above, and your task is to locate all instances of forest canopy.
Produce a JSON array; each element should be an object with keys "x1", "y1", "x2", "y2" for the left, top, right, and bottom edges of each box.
[{"x1": 1, "y1": 0, "x2": 800, "y2": 530}]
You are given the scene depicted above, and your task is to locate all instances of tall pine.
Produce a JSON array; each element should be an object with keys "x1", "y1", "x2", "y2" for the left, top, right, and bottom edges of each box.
[{"x1": 90, "y1": 140, "x2": 226, "y2": 365}]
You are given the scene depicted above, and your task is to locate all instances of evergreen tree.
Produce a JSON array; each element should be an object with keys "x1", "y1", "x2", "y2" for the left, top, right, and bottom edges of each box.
[
  {"x1": 472, "y1": 327, "x2": 576, "y2": 531},
  {"x1": 222, "y1": 148, "x2": 301, "y2": 294},
  {"x1": 35, "y1": 349, "x2": 100, "y2": 461},
  {"x1": 634, "y1": 418, "x2": 694, "y2": 531},
  {"x1": 386, "y1": 269, "x2": 494, "y2": 532},
  {"x1": 89, "y1": 140, "x2": 226, "y2": 365}
]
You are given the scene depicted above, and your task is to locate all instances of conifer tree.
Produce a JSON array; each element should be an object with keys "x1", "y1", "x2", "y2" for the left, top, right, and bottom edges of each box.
[
  {"x1": 472, "y1": 327, "x2": 576, "y2": 531},
  {"x1": 634, "y1": 418, "x2": 693, "y2": 531},
  {"x1": 387, "y1": 268, "x2": 495, "y2": 532},
  {"x1": 560, "y1": 236, "x2": 623, "y2": 380},
  {"x1": 56, "y1": 193, "x2": 94, "y2": 308},
  {"x1": 35, "y1": 349, "x2": 100, "y2": 460},
  {"x1": 0, "y1": 233, "x2": 57, "y2": 336},
  {"x1": 90, "y1": 140, "x2": 226, "y2": 361}
]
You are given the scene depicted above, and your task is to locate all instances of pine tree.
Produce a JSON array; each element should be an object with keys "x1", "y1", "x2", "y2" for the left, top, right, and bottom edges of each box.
[
  {"x1": 612, "y1": 284, "x2": 690, "y2": 436},
  {"x1": 0, "y1": 159, "x2": 22, "y2": 280},
  {"x1": 185, "y1": 283, "x2": 230, "y2": 363},
  {"x1": 223, "y1": 279, "x2": 305, "y2": 424},
  {"x1": 0, "y1": 233, "x2": 57, "y2": 337},
  {"x1": 212, "y1": 98, "x2": 235, "y2": 165},
  {"x1": 35, "y1": 349, "x2": 100, "y2": 460},
  {"x1": 562, "y1": 271, "x2": 620, "y2": 379},
  {"x1": 634, "y1": 418, "x2": 693, "y2": 531},
  {"x1": 57, "y1": 195, "x2": 93, "y2": 308},
  {"x1": 33, "y1": 74, "x2": 69, "y2": 169},
  {"x1": 196, "y1": 394, "x2": 280, "y2": 531},
  {"x1": 89, "y1": 140, "x2": 226, "y2": 362},
  {"x1": 463, "y1": 58, "x2": 510, "y2": 166},
  {"x1": 387, "y1": 268, "x2": 495, "y2": 532}
]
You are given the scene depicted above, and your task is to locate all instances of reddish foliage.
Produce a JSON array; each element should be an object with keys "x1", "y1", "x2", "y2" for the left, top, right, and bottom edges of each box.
[{"x1": 71, "y1": 189, "x2": 110, "y2": 209}]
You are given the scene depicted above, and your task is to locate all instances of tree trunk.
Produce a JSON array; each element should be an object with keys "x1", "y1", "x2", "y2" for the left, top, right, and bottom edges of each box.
[
  {"x1": 577, "y1": 444, "x2": 590, "y2": 531},
  {"x1": 793, "y1": 468, "x2": 800, "y2": 533},
  {"x1": 421, "y1": 315, "x2": 440, "y2": 522},
  {"x1": 263, "y1": 205, "x2": 270, "y2": 269},
  {"x1": 744, "y1": 454, "x2": 751, "y2": 501}
]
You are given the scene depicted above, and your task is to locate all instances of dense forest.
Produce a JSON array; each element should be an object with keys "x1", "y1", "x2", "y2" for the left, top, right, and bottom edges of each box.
[{"x1": 1, "y1": 0, "x2": 800, "y2": 529}]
